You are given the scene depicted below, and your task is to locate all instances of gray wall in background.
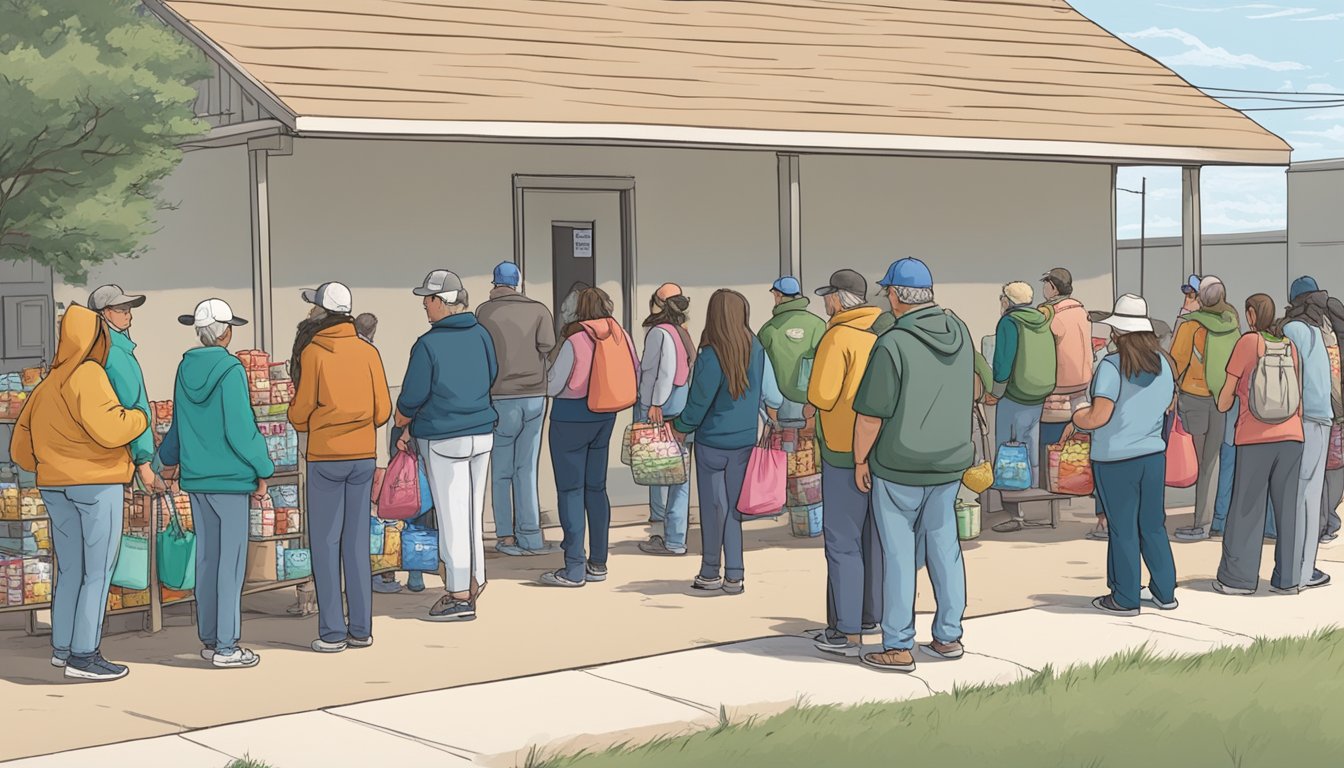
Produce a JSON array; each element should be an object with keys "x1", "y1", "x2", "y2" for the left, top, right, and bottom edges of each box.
[
  {"x1": 1289, "y1": 159, "x2": 1344, "y2": 293},
  {"x1": 1117, "y1": 230, "x2": 1288, "y2": 321}
]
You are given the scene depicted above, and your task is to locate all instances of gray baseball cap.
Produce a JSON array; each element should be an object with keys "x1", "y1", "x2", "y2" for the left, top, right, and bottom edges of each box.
[
  {"x1": 412, "y1": 270, "x2": 464, "y2": 299},
  {"x1": 87, "y1": 284, "x2": 146, "y2": 311},
  {"x1": 814, "y1": 269, "x2": 868, "y2": 301}
]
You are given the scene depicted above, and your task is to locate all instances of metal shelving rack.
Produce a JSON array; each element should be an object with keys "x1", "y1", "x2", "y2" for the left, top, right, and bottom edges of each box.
[{"x1": 0, "y1": 418, "x2": 51, "y2": 635}]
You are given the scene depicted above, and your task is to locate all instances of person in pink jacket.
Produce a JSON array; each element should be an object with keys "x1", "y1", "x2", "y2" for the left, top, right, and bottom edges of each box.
[{"x1": 1038, "y1": 268, "x2": 1095, "y2": 452}]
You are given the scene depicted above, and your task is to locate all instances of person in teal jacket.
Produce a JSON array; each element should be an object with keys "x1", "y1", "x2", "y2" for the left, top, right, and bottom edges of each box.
[
  {"x1": 159, "y1": 298, "x2": 272, "y2": 671},
  {"x1": 87, "y1": 285, "x2": 160, "y2": 492}
]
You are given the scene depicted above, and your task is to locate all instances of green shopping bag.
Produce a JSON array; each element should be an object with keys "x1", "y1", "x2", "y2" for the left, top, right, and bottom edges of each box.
[
  {"x1": 111, "y1": 534, "x2": 149, "y2": 590},
  {"x1": 156, "y1": 493, "x2": 196, "y2": 591}
]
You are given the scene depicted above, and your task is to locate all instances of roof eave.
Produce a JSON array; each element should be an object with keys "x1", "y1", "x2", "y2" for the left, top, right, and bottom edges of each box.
[{"x1": 293, "y1": 117, "x2": 1289, "y2": 167}]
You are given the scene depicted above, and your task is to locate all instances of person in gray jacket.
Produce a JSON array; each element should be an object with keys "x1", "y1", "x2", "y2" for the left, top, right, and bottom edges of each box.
[{"x1": 476, "y1": 262, "x2": 557, "y2": 556}]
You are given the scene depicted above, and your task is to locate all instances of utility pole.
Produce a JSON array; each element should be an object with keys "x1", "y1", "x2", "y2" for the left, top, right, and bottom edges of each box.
[{"x1": 1118, "y1": 177, "x2": 1147, "y2": 296}]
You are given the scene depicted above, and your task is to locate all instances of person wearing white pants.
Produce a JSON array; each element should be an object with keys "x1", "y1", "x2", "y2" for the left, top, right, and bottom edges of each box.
[{"x1": 419, "y1": 435, "x2": 492, "y2": 604}]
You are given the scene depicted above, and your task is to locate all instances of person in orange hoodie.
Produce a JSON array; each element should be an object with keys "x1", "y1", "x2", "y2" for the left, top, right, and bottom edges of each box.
[
  {"x1": 288, "y1": 282, "x2": 392, "y2": 653},
  {"x1": 10, "y1": 305, "x2": 148, "y2": 682}
]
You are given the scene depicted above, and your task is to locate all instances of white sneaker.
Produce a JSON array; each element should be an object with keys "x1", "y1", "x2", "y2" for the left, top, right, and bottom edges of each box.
[
  {"x1": 1139, "y1": 587, "x2": 1178, "y2": 610},
  {"x1": 50, "y1": 655, "x2": 67, "y2": 669},
  {"x1": 212, "y1": 648, "x2": 261, "y2": 669},
  {"x1": 311, "y1": 638, "x2": 348, "y2": 653}
]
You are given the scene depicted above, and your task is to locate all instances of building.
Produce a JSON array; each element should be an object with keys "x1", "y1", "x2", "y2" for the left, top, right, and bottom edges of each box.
[
  {"x1": 49, "y1": 0, "x2": 1290, "y2": 511},
  {"x1": 1289, "y1": 158, "x2": 1344, "y2": 289}
]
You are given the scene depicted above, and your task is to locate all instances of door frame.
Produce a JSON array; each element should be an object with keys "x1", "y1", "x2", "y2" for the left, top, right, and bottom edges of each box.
[{"x1": 511, "y1": 174, "x2": 637, "y2": 331}]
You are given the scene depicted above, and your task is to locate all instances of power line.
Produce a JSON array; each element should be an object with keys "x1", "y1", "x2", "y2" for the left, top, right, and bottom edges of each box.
[
  {"x1": 1215, "y1": 95, "x2": 1344, "y2": 103},
  {"x1": 1242, "y1": 103, "x2": 1344, "y2": 111},
  {"x1": 1200, "y1": 86, "x2": 1344, "y2": 97}
]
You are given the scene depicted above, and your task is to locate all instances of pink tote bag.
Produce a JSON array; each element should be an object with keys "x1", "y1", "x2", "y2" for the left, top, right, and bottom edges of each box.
[
  {"x1": 1165, "y1": 416, "x2": 1198, "y2": 489},
  {"x1": 738, "y1": 427, "x2": 787, "y2": 516},
  {"x1": 377, "y1": 449, "x2": 423, "y2": 520}
]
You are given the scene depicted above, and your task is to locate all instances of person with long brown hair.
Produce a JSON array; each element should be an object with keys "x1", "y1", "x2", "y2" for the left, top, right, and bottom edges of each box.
[
  {"x1": 1214, "y1": 292, "x2": 1307, "y2": 596},
  {"x1": 1067, "y1": 294, "x2": 1178, "y2": 616},
  {"x1": 540, "y1": 287, "x2": 640, "y2": 587},
  {"x1": 672, "y1": 289, "x2": 782, "y2": 595}
]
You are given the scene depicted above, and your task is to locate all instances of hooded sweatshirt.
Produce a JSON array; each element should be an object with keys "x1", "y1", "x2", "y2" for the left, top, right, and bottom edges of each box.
[
  {"x1": 476, "y1": 288, "x2": 557, "y2": 398},
  {"x1": 1039, "y1": 296, "x2": 1092, "y2": 393},
  {"x1": 9, "y1": 306, "x2": 147, "y2": 487},
  {"x1": 808, "y1": 305, "x2": 881, "y2": 468},
  {"x1": 854, "y1": 305, "x2": 975, "y2": 486},
  {"x1": 548, "y1": 318, "x2": 640, "y2": 422},
  {"x1": 758, "y1": 297, "x2": 827, "y2": 404},
  {"x1": 1170, "y1": 305, "x2": 1240, "y2": 398},
  {"x1": 158, "y1": 346, "x2": 275, "y2": 494},
  {"x1": 288, "y1": 323, "x2": 393, "y2": 462},
  {"x1": 992, "y1": 306, "x2": 1056, "y2": 405},
  {"x1": 398, "y1": 312, "x2": 498, "y2": 441},
  {"x1": 104, "y1": 325, "x2": 155, "y2": 466}
]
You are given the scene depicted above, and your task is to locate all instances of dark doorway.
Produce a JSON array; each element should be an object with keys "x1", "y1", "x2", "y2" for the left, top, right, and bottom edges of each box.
[{"x1": 552, "y1": 220, "x2": 596, "y2": 336}]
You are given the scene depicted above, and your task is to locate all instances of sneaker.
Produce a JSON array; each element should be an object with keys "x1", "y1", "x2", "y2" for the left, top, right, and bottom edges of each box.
[
  {"x1": 348, "y1": 635, "x2": 374, "y2": 649},
  {"x1": 585, "y1": 562, "x2": 608, "y2": 583},
  {"x1": 1321, "y1": 532, "x2": 1339, "y2": 544},
  {"x1": 723, "y1": 578, "x2": 745, "y2": 595},
  {"x1": 406, "y1": 572, "x2": 425, "y2": 592},
  {"x1": 311, "y1": 638, "x2": 348, "y2": 653},
  {"x1": 212, "y1": 649, "x2": 260, "y2": 669},
  {"x1": 426, "y1": 596, "x2": 477, "y2": 621},
  {"x1": 992, "y1": 518, "x2": 1025, "y2": 533},
  {"x1": 50, "y1": 651, "x2": 69, "y2": 669},
  {"x1": 1212, "y1": 580, "x2": 1255, "y2": 596},
  {"x1": 922, "y1": 640, "x2": 965, "y2": 660},
  {"x1": 539, "y1": 570, "x2": 585, "y2": 588},
  {"x1": 64, "y1": 654, "x2": 129, "y2": 682},
  {"x1": 1174, "y1": 527, "x2": 1209, "y2": 541},
  {"x1": 639, "y1": 536, "x2": 687, "y2": 556},
  {"x1": 372, "y1": 577, "x2": 403, "y2": 594},
  {"x1": 814, "y1": 629, "x2": 862, "y2": 657},
  {"x1": 1305, "y1": 569, "x2": 1332, "y2": 589},
  {"x1": 1091, "y1": 595, "x2": 1140, "y2": 616},
  {"x1": 496, "y1": 543, "x2": 529, "y2": 557},
  {"x1": 1269, "y1": 583, "x2": 1301, "y2": 596},
  {"x1": 199, "y1": 647, "x2": 216, "y2": 662},
  {"x1": 692, "y1": 575, "x2": 723, "y2": 591},
  {"x1": 1085, "y1": 525, "x2": 1109, "y2": 541},
  {"x1": 862, "y1": 623, "x2": 879, "y2": 632},
  {"x1": 861, "y1": 648, "x2": 916, "y2": 673},
  {"x1": 1140, "y1": 587, "x2": 1179, "y2": 610}
]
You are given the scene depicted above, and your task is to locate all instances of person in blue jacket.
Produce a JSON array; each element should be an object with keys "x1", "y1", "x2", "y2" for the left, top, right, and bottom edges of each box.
[{"x1": 672, "y1": 289, "x2": 781, "y2": 596}]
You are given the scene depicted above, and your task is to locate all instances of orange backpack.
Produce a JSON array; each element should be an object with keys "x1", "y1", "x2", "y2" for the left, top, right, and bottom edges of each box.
[{"x1": 587, "y1": 324, "x2": 638, "y2": 413}]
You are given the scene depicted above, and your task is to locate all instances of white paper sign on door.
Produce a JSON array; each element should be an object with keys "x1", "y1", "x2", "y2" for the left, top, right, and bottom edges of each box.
[{"x1": 573, "y1": 229, "x2": 593, "y2": 258}]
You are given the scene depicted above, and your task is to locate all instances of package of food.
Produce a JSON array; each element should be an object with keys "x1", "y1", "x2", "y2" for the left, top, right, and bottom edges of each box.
[
  {"x1": 0, "y1": 485, "x2": 20, "y2": 521},
  {"x1": 21, "y1": 367, "x2": 44, "y2": 390},
  {"x1": 787, "y1": 504, "x2": 823, "y2": 538},
  {"x1": 245, "y1": 541, "x2": 278, "y2": 582},
  {"x1": 785, "y1": 474, "x2": 823, "y2": 508},
  {"x1": 161, "y1": 586, "x2": 193, "y2": 603},
  {"x1": 235, "y1": 349, "x2": 271, "y2": 370},
  {"x1": 629, "y1": 425, "x2": 688, "y2": 487},
  {"x1": 1047, "y1": 435, "x2": 1094, "y2": 496},
  {"x1": 270, "y1": 484, "x2": 299, "y2": 507}
]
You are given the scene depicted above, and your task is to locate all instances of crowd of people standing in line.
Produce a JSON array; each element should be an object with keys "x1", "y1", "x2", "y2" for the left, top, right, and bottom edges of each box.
[{"x1": 9, "y1": 254, "x2": 1338, "y2": 681}]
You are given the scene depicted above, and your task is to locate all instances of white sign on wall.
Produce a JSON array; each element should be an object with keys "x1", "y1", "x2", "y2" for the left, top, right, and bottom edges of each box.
[{"x1": 573, "y1": 229, "x2": 593, "y2": 258}]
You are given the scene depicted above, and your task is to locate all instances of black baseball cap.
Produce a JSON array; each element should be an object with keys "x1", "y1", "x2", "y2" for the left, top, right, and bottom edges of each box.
[{"x1": 814, "y1": 269, "x2": 868, "y2": 301}]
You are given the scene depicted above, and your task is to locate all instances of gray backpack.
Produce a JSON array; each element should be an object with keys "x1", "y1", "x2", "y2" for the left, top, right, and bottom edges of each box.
[{"x1": 1249, "y1": 335, "x2": 1300, "y2": 424}]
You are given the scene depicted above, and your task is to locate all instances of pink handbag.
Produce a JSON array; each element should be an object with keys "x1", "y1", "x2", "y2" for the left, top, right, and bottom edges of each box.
[
  {"x1": 377, "y1": 449, "x2": 422, "y2": 520},
  {"x1": 737, "y1": 427, "x2": 787, "y2": 516},
  {"x1": 1165, "y1": 416, "x2": 1198, "y2": 488}
]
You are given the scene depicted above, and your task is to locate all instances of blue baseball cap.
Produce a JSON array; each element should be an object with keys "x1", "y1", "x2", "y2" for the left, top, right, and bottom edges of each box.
[
  {"x1": 492, "y1": 261, "x2": 521, "y2": 287},
  {"x1": 771, "y1": 276, "x2": 802, "y2": 296},
  {"x1": 877, "y1": 258, "x2": 933, "y2": 290},
  {"x1": 1181, "y1": 274, "x2": 1201, "y2": 294},
  {"x1": 1290, "y1": 275, "x2": 1319, "y2": 302}
]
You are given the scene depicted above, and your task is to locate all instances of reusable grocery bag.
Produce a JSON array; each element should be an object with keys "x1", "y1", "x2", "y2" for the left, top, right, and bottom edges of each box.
[
  {"x1": 370, "y1": 520, "x2": 386, "y2": 555},
  {"x1": 156, "y1": 494, "x2": 196, "y2": 591},
  {"x1": 401, "y1": 526, "x2": 439, "y2": 572},
  {"x1": 378, "y1": 448, "x2": 422, "y2": 520},
  {"x1": 629, "y1": 424, "x2": 688, "y2": 486},
  {"x1": 1329, "y1": 423, "x2": 1344, "y2": 471},
  {"x1": 992, "y1": 441, "x2": 1032, "y2": 491},
  {"x1": 1047, "y1": 434, "x2": 1094, "y2": 496},
  {"x1": 283, "y1": 548, "x2": 312, "y2": 580},
  {"x1": 738, "y1": 428, "x2": 787, "y2": 516},
  {"x1": 1166, "y1": 416, "x2": 1198, "y2": 488},
  {"x1": 962, "y1": 405, "x2": 994, "y2": 495},
  {"x1": 111, "y1": 534, "x2": 150, "y2": 591}
]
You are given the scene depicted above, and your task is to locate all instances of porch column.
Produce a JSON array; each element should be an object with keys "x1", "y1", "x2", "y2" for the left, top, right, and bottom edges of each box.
[
  {"x1": 1182, "y1": 166, "x2": 1203, "y2": 278},
  {"x1": 246, "y1": 134, "x2": 292, "y2": 354},
  {"x1": 1109, "y1": 165, "x2": 1119, "y2": 300},
  {"x1": 777, "y1": 153, "x2": 801, "y2": 281}
]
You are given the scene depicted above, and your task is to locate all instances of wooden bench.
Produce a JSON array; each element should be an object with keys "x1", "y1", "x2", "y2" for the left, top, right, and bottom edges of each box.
[{"x1": 997, "y1": 488, "x2": 1072, "y2": 529}]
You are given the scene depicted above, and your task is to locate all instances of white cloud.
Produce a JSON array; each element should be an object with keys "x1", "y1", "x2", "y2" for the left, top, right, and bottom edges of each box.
[
  {"x1": 1157, "y1": 4, "x2": 1318, "y2": 18},
  {"x1": 1295, "y1": 13, "x2": 1344, "y2": 20},
  {"x1": 1305, "y1": 108, "x2": 1344, "y2": 120},
  {"x1": 1292, "y1": 125, "x2": 1344, "y2": 142},
  {"x1": 1123, "y1": 27, "x2": 1308, "y2": 70},
  {"x1": 1247, "y1": 7, "x2": 1316, "y2": 19}
]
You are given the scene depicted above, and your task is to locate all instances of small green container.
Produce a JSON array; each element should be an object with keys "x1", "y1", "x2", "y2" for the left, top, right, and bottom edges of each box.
[{"x1": 955, "y1": 500, "x2": 981, "y2": 541}]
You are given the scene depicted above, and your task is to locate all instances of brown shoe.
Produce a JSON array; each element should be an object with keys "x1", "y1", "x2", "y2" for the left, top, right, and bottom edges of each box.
[
  {"x1": 923, "y1": 640, "x2": 965, "y2": 660},
  {"x1": 861, "y1": 648, "x2": 915, "y2": 672}
]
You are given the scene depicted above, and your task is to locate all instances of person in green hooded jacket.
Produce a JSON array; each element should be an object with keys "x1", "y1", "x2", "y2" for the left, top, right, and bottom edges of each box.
[
  {"x1": 758, "y1": 276, "x2": 827, "y2": 428},
  {"x1": 159, "y1": 299, "x2": 273, "y2": 671},
  {"x1": 985, "y1": 281, "x2": 1056, "y2": 517},
  {"x1": 87, "y1": 285, "x2": 161, "y2": 493}
]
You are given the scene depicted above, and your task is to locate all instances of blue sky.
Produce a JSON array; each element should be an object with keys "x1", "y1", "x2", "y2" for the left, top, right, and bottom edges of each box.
[{"x1": 1068, "y1": 1, "x2": 1344, "y2": 237}]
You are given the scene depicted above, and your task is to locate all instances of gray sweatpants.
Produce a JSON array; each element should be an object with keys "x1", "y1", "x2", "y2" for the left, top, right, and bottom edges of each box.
[
  {"x1": 1298, "y1": 422, "x2": 1330, "y2": 585},
  {"x1": 307, "y1": 459, "x2": 377, "y2": 643},
  {"x1": 821, "y1": 460, "x2": 883, "y2": 635},
  {"x1": 1178, "y1": 392, "x2": 1224, "y2": 531},
  {"x1": 1218, "y1": 441, "x2": 1305, "y2": 592}
]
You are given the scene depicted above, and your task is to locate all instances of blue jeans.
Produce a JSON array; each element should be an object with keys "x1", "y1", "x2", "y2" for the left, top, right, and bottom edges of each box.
[
  {"x1": 635, "y1": 404, "x2": 692, "y2": 551},
  {"x1": 1213, "y1": 441, "x2": 1276, "y2": 537},
  {"x1": 695, "y1": 445, "x2": 752, "y2": 582},
  {"x1": 190, "y1": 493, "x2": 250, "y2": 656},
  {"x1": 871, "y1": 478, "x2": 964, "y2": 651},
  {"x1": 550, "y1": 417, "x2": 616, "y2": 583},
  {"x1": 42, "y1": 485, "x2": 123, "y2": 659},
  {"x1": 995, "y1": 398, "x2": 1043, "y2": 488},
  {"x1": 822, "y1": 460, "x2": 883, "y2": 634},
  {"x1": 307, "y1": 459, "x2": 376, "y2": 643},
  {"x1": 491, "y1": 397, "x2": 546, "y2": 551},
  {"x1": 1092, "y1": 453, "x2": 1177, "y2": 610}
]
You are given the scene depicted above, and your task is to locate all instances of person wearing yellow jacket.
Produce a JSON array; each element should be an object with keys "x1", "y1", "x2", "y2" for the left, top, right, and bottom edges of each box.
[
  {"x1": 9, "y1": 305, "x2": 148, "y2": 682},
  {"x1": 806, "y1": 270, "x2": 884, "y2": 658}
]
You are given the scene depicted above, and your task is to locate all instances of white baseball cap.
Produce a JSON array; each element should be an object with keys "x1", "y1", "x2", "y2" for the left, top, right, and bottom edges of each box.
[
  {"x1": 178, "y1": 298, "x2": 248, "y2": 328},
  {"x1": 301, "y1": 282, "x2": 353, "y2": 313},
  {"x1": 1096, "y1": 294, "x2": 1154, "y2": 334}
]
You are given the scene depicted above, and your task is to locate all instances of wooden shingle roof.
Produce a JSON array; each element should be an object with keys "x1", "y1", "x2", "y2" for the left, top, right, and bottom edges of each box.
[{"x1": 151, "y1": 0, "x2": 1291, "y2": 164}]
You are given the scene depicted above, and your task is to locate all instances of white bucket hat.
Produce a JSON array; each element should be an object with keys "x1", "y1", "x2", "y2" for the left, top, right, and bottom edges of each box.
[{"x1": 1096, "y1": 294, "x2": 1154, "y2": 334}]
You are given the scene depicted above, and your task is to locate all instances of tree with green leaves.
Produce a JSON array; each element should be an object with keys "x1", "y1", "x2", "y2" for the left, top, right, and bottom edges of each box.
[{"x1": 0, "y1": 0, "x2": 209, "y2": 282}]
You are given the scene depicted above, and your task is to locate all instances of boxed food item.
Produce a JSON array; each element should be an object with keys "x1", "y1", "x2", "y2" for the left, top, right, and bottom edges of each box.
[
  {"x1": 788, "y1": 504, "x2": 823, "y2": 538},
  {"x1": 270, "y1": 484, "x2": 299, "y2": 508},
  {"x1": 785, "y1": 474, "x2": 822, "y2": 508},
  {"x1": 161, "y1": 586, "x2": 193, "y2": 603},
  {"x1": 106, "y1": 591, "x2": 123, "y2": 611},
  {"x1": 121, "y1": 588, "x2": 150, "y2": 608},
  {"x1": 0, "y1": 520, "x2": 50, "y2": 556},
  {"x1": 0, "y1": 484, "x2": 20, "y2": 521},
  {"x1": 245, "y1": 541, "x2": 278, "y2": 582},
  {"x1": 19, "y1": 490, "x2": 45, "y2": 520},
  {"x1": 0, "y1": 372, "x2": 21, "y2": 391},
  {"x1": 236, "y1": 349, "x2": 271, "y2": 370},
  {"x1": 23, "y1": 557, "x2": 52, "y2": 605}
]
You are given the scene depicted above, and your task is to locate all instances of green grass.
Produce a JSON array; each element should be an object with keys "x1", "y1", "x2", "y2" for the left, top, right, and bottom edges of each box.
[
  {"x1": 528, "y1": 628, "x2": 1344, "y2": 768},
  {"x1": 224, "y1": 759, "x2": 272, "y2": 768}
]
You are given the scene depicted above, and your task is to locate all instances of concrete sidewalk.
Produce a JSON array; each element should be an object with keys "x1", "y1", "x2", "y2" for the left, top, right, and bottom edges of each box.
[{"x1": 9, "y1": 562, "x2": 1343, "y2": 768}]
